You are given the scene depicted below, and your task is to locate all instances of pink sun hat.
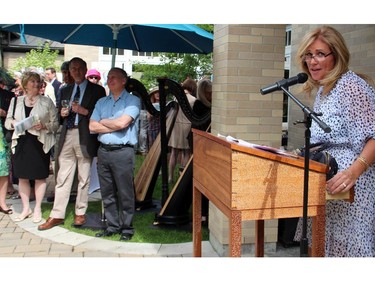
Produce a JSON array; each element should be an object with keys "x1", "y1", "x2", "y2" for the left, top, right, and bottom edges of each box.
[{"x1": 86, "y1": 69, "x2": 101, "y2": 80}]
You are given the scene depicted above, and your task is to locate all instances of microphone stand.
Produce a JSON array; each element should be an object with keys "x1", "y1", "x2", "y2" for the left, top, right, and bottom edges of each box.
[{"x1": 280, "y1": 86, "x2": 331, "y2": 257}]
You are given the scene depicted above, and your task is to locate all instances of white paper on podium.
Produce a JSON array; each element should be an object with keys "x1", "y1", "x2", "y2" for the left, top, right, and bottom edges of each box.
[
  {"x1": 88, "y1": 157, "x2": 100, "y2": 194},
  {"x1": 218, "y1": 134, "x2": 298, "y2": 159}
]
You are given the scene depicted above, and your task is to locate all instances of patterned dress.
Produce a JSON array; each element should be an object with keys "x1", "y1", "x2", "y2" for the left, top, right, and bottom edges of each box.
[
  {"x1": 295, "y1": 71, "x2": 375, "y2": 257},
  {"x1": 0, "y1": 125, "x2": 10, "y2": 177}
]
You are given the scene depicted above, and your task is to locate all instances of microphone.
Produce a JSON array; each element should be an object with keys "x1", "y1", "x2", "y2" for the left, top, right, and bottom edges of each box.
[{"x1": 260, "y1": 73, "x2": 308, "y2": 95}]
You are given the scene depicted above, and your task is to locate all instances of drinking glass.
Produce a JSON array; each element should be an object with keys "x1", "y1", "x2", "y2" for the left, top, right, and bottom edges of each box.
[{"x1": 61, "y1": 100, "x2": 70, "y2": 109}]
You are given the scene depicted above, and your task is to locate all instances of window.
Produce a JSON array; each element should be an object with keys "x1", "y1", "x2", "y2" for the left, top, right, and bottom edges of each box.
[
  {"x1": 103, "y1": 47, "x2": 125, "y2": 55},
  {"x1": 283, "y1": 69, "x2": 289, "y2": 123},
  {"x1": 285, "y1": 29, "x2": 292, "y2": 46},
  {"x1": 103, "y1": 47, "x2": 111, "y2": 55},
  {"x1": 132, "y1": 51, "x2": 153, "y2": 57}
]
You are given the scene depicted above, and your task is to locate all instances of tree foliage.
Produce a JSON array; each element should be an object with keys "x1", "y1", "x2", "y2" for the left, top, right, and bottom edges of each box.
[
  {"x1": 10, "y1": 42, "x2": 60, "y2": 73},
  {"x1": 133, "y1": 53, "x2": 212, "y2": 90},
  {"x1": 132, "y1": 24, "x2": 214, "y2": 90}
]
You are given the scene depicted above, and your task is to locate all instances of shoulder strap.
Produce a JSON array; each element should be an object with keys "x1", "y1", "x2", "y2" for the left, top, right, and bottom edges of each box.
[{"x1": 12, "y1": 96, "x2": 17, "y2": 119}]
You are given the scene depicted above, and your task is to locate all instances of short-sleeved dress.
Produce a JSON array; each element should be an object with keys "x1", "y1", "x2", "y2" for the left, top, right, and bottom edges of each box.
[{"x1": 294, "y1": 71, "x2": 375, "y2": 257}]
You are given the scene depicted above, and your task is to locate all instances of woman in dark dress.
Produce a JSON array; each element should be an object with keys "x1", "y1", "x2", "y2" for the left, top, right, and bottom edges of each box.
[{"x1": 5, "y1": 72, "x2": 59, "y2": 223}]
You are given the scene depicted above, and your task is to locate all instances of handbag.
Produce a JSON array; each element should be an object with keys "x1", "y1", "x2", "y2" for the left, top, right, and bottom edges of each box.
[
  {"x1": 5, "y1": 96, "x2": 17, "y2": 143},
  {"x1": 298, "y1": 142, "x2": 338, "y2": 180}
]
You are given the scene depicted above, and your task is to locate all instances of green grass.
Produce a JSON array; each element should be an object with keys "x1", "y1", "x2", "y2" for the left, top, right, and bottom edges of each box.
[{"x1": 42, "y1": 154, "x2": 209, "y2": 243}]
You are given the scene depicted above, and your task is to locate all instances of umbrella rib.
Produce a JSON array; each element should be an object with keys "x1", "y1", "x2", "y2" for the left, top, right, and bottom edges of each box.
[
  {"x1": 129, "y1": 26, "x2": 140, "y2": 51},
  {"x1": 170, "y1": 29, "x2": 204, "y2": 53},
  {"x1": 63, "y1": 25, "x2": 84, "y2": 43}
]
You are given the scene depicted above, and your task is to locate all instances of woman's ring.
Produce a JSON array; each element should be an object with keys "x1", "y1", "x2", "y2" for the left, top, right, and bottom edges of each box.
[{"x1": 342, "y1": 183, "x2": 347, "y2": 188}]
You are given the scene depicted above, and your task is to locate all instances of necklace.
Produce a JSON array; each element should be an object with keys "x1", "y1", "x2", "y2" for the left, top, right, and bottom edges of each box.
[{"x1": 26, "y1": 95, "x2": 38, "y2": 106}]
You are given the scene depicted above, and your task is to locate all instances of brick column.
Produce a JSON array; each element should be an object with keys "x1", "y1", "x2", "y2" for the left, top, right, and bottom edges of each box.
[{"x1": 209, "y1": 24, "x2": 286, "y2": 256}]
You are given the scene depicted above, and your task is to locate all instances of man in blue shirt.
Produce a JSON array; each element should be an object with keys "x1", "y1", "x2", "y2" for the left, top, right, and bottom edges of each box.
[{"x1": 89, "y1": 67, "x2": 140, "y2": 241}]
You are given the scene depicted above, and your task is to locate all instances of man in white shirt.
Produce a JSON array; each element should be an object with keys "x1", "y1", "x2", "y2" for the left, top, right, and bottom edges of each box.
[{"x1": 45, "y1": 67, "x2": 61, "y2": 101}]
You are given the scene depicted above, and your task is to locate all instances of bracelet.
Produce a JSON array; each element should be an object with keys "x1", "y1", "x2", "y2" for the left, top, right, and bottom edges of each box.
[{"x1": 357, "y1": 156, "x2": 370, "y2": 171}]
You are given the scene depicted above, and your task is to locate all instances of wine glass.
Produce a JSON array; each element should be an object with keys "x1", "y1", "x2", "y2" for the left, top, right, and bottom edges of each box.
[{"x1": 61, "y1": 99, "x2": 70, "y2": 109}]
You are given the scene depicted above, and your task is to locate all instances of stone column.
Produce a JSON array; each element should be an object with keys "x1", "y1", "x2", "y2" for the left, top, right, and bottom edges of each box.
[{"x1": 209, "y1": 24, "x2": 286, "y2": 256}]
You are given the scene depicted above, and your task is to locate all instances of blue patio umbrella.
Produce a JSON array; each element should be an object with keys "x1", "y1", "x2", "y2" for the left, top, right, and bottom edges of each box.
[{"x1": 1, "y1": 24, "x2": 213, "y2": 67}]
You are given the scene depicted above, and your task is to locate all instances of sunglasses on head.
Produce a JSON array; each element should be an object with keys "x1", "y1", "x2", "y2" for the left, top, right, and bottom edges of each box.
[{"x1": 88, "y1": 76, "x2": 99, "y2": 80}]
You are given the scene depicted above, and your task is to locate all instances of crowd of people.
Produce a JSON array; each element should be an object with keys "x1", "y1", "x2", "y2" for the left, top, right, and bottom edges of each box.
[
  {"x1": 1, "y1": 25, "x2": 374, "y2": 256},
  {"x1": 0, "y1": 57, "x2": 213, "y2": 242}
]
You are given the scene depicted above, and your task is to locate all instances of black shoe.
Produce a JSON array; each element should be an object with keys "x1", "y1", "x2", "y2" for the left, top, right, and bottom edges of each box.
[
  {"x1": 95, "y1": 230, "x2": 117, "y2": 238},
  {"x1": 120, "y1": 233, "x2": 133, "y2": 241}
]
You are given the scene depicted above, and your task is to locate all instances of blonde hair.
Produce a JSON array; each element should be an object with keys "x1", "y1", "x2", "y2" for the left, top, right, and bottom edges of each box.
[
  {"x1": 21, "y1": 71, "x2": 42, "y2": 90},
  {"x1": 296, "y1": 26, "x2": 350, "y2": 95}
]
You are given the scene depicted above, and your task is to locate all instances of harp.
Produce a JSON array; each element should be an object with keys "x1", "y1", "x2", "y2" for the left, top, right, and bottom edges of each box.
[
  {"x1": 128, "y1": 77, "x2": 211, "y2": 225},
  {"x1": 153, "y1": 78, "x2": 211, "y2": 225},
  {"x1": 125, "y1": 78, "x2": 178, "y2": 209}
]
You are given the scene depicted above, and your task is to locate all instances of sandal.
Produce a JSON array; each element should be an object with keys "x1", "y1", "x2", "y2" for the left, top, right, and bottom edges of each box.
[
  {"x1": 6, "y1": 191, "x2": 17, "y2": 200},
  {"x1": 0, "y1": 206, "x2": 13, "y2": 214},
  {"x1": 14, "y1": 209, "x2": 33, "y2": 222},
  {"x1": 12, "y1": 194, "x2": 21, "y2": 200}
]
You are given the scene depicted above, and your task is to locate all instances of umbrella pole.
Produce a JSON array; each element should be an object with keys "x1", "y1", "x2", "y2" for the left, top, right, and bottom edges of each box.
[{"x1": 111, "y1": 28, "x2": 119, "y2": 68}]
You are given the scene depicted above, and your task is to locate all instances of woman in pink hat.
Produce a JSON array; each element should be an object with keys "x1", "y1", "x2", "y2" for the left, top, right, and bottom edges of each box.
[{"x1": 86, "y1": 69, "x2": 102, "y2": 85}]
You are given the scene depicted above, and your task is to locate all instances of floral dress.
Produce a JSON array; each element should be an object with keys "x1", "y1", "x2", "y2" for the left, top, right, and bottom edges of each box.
[
  {"x1": 0, "y1": 125, "x2": 10, "y2": 177},
  {"x1": 294, "y1": 71, "x2": 375, "y2": 257}
]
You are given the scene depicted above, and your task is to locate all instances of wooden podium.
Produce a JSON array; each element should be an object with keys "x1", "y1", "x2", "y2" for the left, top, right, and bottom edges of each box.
[{"x1": 192, "y1": 130, "x2": 327, "y2": 257}]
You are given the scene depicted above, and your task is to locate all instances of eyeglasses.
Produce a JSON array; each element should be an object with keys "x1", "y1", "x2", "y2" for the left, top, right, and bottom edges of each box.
[
  {"x1": 302, "y1": 51, "x2": 333, "y2": 62},
  {"x1": 88, "y1": 76, "x2": 99, "y2": 80}
]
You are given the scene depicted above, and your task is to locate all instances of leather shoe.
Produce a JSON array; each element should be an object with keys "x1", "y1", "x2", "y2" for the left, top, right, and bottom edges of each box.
[
  {"x1": 38, "y1": 217, "x2": 64, "y2": 231},
  {"x1": 74, "y1": 215, "x2": 86, "y2": 226},
  {"x1": 95, "y1": 230, "x2": 117, "y2": 237},
  {"x1": 120, "y1": 233, "x2": 133, "y2": 241}
]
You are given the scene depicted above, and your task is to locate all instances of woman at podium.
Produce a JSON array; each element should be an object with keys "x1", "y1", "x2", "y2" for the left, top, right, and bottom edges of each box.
[{"x1": 293, "y1": 26, "x2": 375, "y2": 257}]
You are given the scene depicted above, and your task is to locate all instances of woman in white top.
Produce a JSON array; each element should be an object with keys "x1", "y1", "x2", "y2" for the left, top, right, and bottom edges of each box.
[{"x1": 5, "y1": 71, "x2": 59, "y2": 223}]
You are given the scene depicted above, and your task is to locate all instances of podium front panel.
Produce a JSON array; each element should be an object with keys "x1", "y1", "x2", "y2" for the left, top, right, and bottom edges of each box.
[
  {"x1": 193, "y1": 130, "x2": 327, "y2": 219},
  {"x1": 231, "y1": 150, "x2": 326, "y2": 211}
]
